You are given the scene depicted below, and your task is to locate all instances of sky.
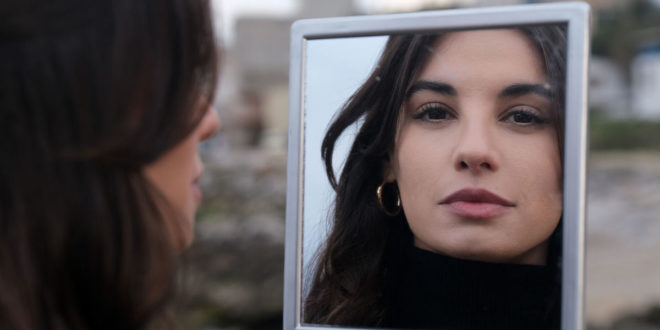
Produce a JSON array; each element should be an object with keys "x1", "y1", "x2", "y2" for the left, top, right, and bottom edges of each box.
[
  {"x1": 213, "y1": 0, "x2": 464, "y2": 44},
  {"x1": 213, "y1": 0, "x2": 299, "y2": 44},
  {"x1": 215, "y1": 0, "x2": 660, "y2": 42},
  {"x1": 302, "y1": 35, "x2": 387, "y2": 281}
]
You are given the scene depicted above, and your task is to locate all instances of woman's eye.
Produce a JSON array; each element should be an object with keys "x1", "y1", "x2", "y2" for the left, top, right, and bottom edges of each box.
[
  {"x1": 503, "y1": 108, "x2": 547, "y2": 126},
  {"x1": 412, "y1": 103, "x2": 454, "y2": 122}
]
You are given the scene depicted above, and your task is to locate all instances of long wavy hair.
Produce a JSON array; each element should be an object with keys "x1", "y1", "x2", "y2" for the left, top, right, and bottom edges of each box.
[
  {"x1": 304, "y1": 25, "x2": 567, "y2": 327},
  {"x1": 0, "y1": 0, "x2": 218, "y2": 329}
]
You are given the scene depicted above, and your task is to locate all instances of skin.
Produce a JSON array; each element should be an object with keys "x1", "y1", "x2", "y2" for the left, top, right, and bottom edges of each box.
[
  {"x1": 385, "y1": 29, "x2": 562, "y2": 265},
  {"x1": 143, "y1": 106, "x2": 220, "y2": 245}
]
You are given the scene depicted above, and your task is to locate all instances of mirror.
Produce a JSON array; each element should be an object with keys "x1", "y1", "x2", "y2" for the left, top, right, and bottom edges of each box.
[{"x1": 285, "y1": 3, "x2": 590, "y2": 329}]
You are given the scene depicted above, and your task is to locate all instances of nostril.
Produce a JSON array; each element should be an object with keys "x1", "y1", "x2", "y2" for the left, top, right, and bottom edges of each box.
[{"x1": 458, "y1": 159, "x2": 495, "y2": 171}]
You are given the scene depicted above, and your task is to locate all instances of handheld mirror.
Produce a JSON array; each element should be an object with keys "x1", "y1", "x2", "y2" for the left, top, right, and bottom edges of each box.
[{"x1": 284, "y1": 3, "x2": 590, "y2": 329}]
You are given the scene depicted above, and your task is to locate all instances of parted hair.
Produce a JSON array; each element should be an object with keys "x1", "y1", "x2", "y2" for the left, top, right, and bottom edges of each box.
[
  {"x1": 0, "y1": 0, "x2": 218, "y2": 329},
  {"x1": 304, "y1": 25, "x2": 567, "y2": 327}
]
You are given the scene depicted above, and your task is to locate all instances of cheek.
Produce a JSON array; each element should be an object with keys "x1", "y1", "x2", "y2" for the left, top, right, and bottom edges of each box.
[
  {"x1": 143, "y1": 139, "x2": 200, "y2": 213},
  {"x1": 394, "y1": 129, "x2": 448, "y2": 198},
  {"x1": 393, "y1": 128, "x2": 456, "y2": 228},
  {"x1": 508, "y1": 134, "x2": 563, "y2": 225},
  {"x1": 517, "y1": 134, "x2": 561, "y2": 189}
]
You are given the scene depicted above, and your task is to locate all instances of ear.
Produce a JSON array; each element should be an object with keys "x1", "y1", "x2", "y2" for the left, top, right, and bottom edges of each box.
[{"x1": 381, "y1": 156, "x2": 397, "y2": 183}]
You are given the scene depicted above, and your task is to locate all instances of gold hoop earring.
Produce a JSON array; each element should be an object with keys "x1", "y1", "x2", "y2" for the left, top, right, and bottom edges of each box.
[{"x1": 377, "y1": 182, "x2": 401, "y2": 216}]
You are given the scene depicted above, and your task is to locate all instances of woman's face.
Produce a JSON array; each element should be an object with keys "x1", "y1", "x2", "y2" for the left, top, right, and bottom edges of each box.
[
  {"x1": 144, "y1": 106, "x2": 220, "y2": 245},
  {"x1": 386, "y1": 29, "x2": 562, "y2": 265}
]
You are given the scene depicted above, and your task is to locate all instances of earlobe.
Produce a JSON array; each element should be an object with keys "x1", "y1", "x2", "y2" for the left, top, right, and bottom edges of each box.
[{"x1": 382, "y1": 159, "x2": 397, "y2": 183}]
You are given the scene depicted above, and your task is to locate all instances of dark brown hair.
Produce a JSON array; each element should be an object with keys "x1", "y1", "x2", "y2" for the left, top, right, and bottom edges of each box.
[
  {"x1": 0, "y1": 0, "x2": 218, "y2": 329},
  {"x1": 304, "y1": 25, "x2": 566, "y2": 327}
]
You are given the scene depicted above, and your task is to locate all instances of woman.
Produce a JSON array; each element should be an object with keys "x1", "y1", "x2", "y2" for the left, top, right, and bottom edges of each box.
[
  {"x1": 0, "y1": 0, "x2": 219, "y2": 329},
  {"x1": 305, "y1": 25, "x2": 566, "y2": 329}
]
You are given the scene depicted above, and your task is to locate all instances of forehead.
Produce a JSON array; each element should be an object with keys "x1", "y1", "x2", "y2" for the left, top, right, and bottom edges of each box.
[{"x1": 419, "y1": 29, "x2": 545, "y2": 84}]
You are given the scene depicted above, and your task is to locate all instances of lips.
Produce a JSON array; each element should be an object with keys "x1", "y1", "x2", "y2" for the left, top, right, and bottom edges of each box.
[{"x1": 440, "y1": 188, "x2": 515, "y2": 219}]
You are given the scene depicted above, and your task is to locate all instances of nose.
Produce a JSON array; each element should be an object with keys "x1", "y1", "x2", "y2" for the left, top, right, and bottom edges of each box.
[
  {"x1": 199, "y1": 106, "x2": 221, "y2": 142},
  {"x1": 453, "y1": 121, "x2": 498, "y2": 173}
]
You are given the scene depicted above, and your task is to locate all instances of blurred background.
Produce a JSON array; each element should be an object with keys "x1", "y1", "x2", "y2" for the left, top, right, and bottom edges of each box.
[{"x1": 178, "y1": 0, "x2": 660, "y2": 329}]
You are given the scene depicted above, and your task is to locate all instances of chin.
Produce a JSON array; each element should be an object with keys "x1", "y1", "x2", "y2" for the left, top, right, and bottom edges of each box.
[
  {"x1": 428, "y1": 239, "x2": 525, "y2": 264},
  {"x1": 182, "y1": 230, "x2": 195, "y2": 249},
  {"x1": 176, "y1": 209, "x2": 195, "y2": 248}
]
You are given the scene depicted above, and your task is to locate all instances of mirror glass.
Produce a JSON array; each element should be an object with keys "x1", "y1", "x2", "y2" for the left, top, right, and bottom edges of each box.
[
  {"x1": 302, "y1": 25, "x2": 568, "y2": 329},
  {"x1": 303, "y1": 34, "x2": 387, "y2": 282}
]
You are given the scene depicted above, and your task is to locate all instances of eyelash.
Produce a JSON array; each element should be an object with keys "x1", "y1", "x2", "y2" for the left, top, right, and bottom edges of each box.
[
  {"x1": 412, "y1": 103, "x2": 549, "y2": 127},
  {"x1": 501, "y1": 106, "x2": 548, "y2": 126},
  {"x1": 411, "y1": 103, "x2": 455, "y2": 122}
]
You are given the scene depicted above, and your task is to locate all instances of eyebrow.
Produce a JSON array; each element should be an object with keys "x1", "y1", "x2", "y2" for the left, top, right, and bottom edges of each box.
[
  {"x1": 406, "y1": 80, "x2": 457, "y2": 99},
  {"x1": 499, "y1": 83, "x2": 553, "y2": 100},
  {"x1": 406, "y1": 81, "x2": 553, "y2": 101}
]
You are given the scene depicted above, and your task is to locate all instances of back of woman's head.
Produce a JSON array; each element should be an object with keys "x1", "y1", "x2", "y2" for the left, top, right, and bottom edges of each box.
[{"x1": 0, "y1": 0, "x2": 218, "y2": 328}]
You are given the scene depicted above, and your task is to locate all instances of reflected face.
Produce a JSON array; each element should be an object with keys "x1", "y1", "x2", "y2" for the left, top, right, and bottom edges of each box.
[
  {"x1": 144, "y1": 106, "x2": 220, "y2": 245},
  {"x1": 387, "y1": 29, "x2": 562, "y2": 265}
]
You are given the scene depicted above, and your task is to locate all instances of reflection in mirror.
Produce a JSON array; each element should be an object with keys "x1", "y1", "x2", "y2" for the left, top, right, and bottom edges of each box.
[{"x1": 303, "y1": 25, "x2": 567, "y2": 329}]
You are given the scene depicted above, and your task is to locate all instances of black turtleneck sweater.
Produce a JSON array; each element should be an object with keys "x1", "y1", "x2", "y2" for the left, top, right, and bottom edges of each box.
[{"x1": 384, "y1": 245, "x2": 560, "y2": 330}]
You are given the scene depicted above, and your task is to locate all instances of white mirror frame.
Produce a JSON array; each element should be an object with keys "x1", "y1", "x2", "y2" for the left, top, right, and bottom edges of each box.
[{"x1": 284, "y1": 3, "x2": 590, "y2": 329}]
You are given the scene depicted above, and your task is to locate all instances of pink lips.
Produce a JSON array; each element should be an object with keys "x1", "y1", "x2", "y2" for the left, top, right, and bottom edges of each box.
[{"x1": 440, "y1": 188, "x2": 515, "y2": 219}]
